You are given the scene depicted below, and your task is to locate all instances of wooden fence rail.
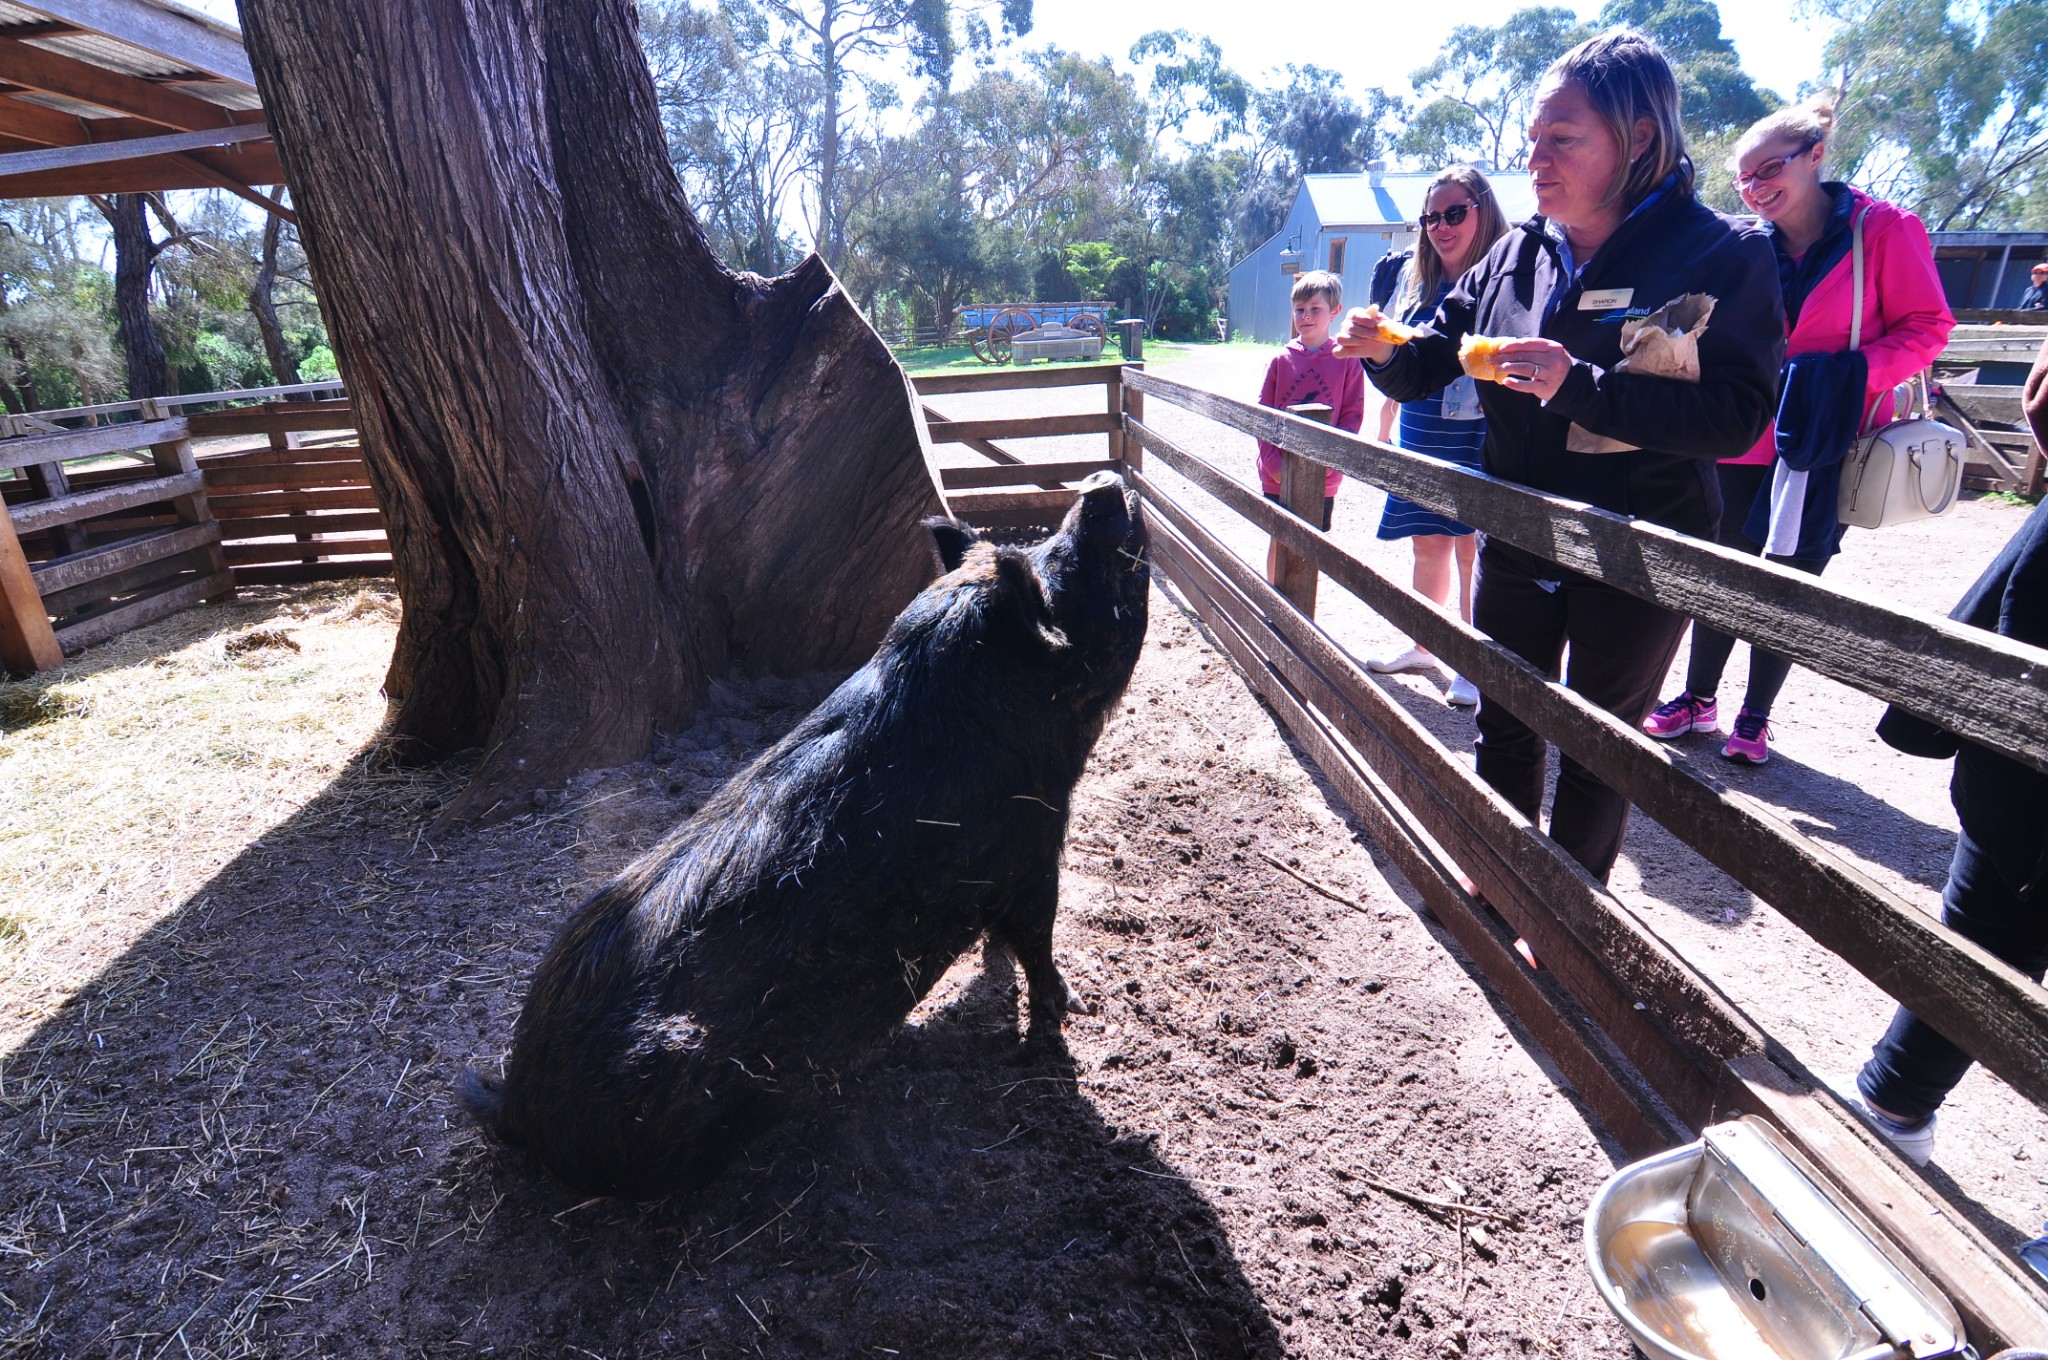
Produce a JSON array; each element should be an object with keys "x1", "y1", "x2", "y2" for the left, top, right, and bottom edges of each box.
[
  {"x1": 1125, "y1": 404, "x2": 2048, "y2": 1115},
  {"x1": 1125, "y1": 368, "x2": 2048, "y2": 776},
  {"x1": 1, "y1": 393, "x2": 377, "y2": 673},
  {"x1": 1105, "y1": 369, "x2": 2048, "y2": 1348}
]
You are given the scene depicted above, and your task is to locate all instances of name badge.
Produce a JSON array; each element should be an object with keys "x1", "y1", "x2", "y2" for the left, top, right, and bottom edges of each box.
[{"x1": 1580, "y1": 287, "x2": 1634, "y2": 310}]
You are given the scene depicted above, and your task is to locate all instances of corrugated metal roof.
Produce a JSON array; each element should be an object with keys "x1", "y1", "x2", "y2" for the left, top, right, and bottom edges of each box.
[
  {"x1": 0, "y1": 0, "x2": 253, "y2": 95},
  {"x1": 0, "y1": 0, "x2": 273, "y2": 198},
  {"x1": 1302, "y1": 170, "x2": 1542, "y2": 229}
]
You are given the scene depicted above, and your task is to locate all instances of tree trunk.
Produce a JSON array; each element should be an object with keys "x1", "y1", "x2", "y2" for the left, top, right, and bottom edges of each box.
[
  {"x1": 249, "y1": 204, "x2": 302, "y2": 390},
  {"x1": 97, "y1": 193, "x2": 172, "y2": 400},
  {"x1": 816, "y1": 0, "x2": 843, "y2": 266},
  {"x1": 238, "y1": 0, "x2": 944, "y2": 824}
]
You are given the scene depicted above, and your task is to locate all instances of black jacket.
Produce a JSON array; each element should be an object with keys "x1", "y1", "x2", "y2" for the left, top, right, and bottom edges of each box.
[
  {"x1": 1368, "y1": 190, "x2": 1786, "y2": 538},
  {"x1": 1877, "y1": 501, "x2": 2048, "y2": 898}
]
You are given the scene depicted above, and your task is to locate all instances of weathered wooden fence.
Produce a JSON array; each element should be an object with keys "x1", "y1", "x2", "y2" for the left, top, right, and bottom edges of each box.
[
  {"x1": 1061, "y1": 364, "x2": 2048, "y2": 1352},
  {"x1": 1939, "y1": 323, "x2": 2046, "y2": 495},
  {"x1": 4, "y1": 345, "x2": 2045, "y2": 1343},
  {"x1": 0, "y1": 384, "x2": 372, "y2": 676}
]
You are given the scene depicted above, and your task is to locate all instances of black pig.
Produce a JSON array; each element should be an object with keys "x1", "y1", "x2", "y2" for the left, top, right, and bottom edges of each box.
[{"x1": 461, "y1": 472, "x2": 1148, "y2": 1199}]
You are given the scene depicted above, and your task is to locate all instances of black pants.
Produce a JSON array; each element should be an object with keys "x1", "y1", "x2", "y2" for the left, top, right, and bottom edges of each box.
[
  {"x1": 1859, "y1": 753, "x2": 2048, "y2": 1121},
  {"x1": 1472, "y1": 539, "x2": 1691, "y2": 882},
  {"x1": 1684, "y1": 462, "x2": 1831, "y2": 716}
]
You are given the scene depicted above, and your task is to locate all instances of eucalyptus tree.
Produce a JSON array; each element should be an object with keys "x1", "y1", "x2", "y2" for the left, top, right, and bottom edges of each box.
[{"x1": 240, "y1": 0, "x2": 945, "y2": 824}]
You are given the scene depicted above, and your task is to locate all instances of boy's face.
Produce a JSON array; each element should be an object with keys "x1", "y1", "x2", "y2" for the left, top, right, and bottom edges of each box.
[{"x1": 1293, "y1": 295, "x2": 1335, "y2": 347}]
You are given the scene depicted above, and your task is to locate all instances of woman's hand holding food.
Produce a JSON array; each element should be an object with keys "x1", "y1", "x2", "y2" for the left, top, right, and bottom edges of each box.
[
  {"x1": 1488, "y1": 337, "x2": 1573, "y2": 402},
  {"x1": 1331, "y1": 306, "x2": 1402, "y2": 364}
]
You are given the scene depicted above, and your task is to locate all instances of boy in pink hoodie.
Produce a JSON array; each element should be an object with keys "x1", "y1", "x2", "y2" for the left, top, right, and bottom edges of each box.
[{"x1": 1257, "y1": 269, "x2": 1365, "y2": 582}]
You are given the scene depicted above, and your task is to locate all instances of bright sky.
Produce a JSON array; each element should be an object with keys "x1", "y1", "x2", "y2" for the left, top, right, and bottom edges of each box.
[
  {"x1": 181, "y1": 0, "x2": 1836, "y2": 128},
  {"x1": 1022, "y1": 0, "x2": 1835, "y2": 111}
]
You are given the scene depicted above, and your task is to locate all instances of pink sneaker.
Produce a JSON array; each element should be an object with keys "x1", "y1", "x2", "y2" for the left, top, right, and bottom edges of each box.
[
  {"x1": 1642, "y1": 691, "x2": 1719, "y2": 739},
  {"x1": 1721, "y1": 708, "x2": 1773, "y2": 765}
]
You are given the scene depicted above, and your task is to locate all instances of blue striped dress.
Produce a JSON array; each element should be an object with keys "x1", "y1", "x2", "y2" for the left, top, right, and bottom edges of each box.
[{"x1": 1376, "y1": 281, "x2": 1485, "y2": 541}]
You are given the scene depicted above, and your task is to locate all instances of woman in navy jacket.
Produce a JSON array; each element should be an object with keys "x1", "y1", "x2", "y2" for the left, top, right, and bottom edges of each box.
[{"x1": 1336, "y1": 29, "x2": 1786, "y2": 881}]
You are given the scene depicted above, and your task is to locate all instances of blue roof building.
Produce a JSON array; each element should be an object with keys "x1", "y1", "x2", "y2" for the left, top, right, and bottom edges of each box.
[{"x1": 1227, "y1": 163, "x2": 1540, "y2": 344}]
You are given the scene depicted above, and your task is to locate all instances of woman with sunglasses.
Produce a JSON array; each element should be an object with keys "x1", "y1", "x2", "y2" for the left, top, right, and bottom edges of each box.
[
  {"x1": 1366, "y1": 166, "x2": 1510, "y2": 708},
  {"x1": 1645, "y1": 95, "x2": 1954, "y2": 764},
  {"x1": 1335, "y1": 30, "x2": 1785, "y2": 883}
]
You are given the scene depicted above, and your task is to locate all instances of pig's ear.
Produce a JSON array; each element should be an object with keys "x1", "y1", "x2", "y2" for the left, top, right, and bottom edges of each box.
[
  {"x1": 994, "y1": 552, "x2": 1069, "y2": 651},
  {"x1": 926, "y1": 516, "x2": 979, "y2": 573}
]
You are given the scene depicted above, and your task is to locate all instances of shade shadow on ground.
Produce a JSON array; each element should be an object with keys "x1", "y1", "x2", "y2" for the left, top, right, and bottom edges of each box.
[{"x1": 0, "y1": 755, "x2": 1282, "y2": 1359}]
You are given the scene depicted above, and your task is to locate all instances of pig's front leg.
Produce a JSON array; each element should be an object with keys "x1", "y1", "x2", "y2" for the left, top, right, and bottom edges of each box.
[{"x1": 990, "y1": 863, "x2": 1092, "y2": 1043}]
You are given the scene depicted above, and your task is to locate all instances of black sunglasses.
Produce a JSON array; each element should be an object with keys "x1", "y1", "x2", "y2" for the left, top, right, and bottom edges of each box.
[{"x1": 1418, "y1": 203, "x2": 1474, "y2": 230}]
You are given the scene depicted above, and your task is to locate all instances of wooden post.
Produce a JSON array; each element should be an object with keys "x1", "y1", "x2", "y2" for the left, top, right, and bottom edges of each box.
[
  {"x1": 1106, "y1": 366, "x2": 1124, "y2": 468},
  {"x1": 1273, "y1": 402, "x2": 1332, "y2": 617},
  {"x1": 24, "y1": 463, "x2": 89, "y2": 556},
  {"x1": 0, "y1": 500, "x2": 63, "y2": 676},
  {"x1": 1120, "y1": 363, "x2": 1146, "y2": 474},
  {"x1": 141, "y1": 398, "x2": 232, "y2": 600},
  {"x1": 270, "y1": 424, "x2": 318, "y2": 567}
]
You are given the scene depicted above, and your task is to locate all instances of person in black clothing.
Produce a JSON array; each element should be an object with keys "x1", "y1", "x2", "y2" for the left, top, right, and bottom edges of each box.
[
  {"x1": 1367, "y1": 247, "x2": 1413, "y2": 443},
  {"x1": 1840, "y1": 341, "x2": 2048, "y2": 1176},
  {"x1": 1335, "y1": 29, "x2": 1785, "y2": 881},
  {"x1": 2021, "y1": 262, "x2": 2048, "y2": 312}
]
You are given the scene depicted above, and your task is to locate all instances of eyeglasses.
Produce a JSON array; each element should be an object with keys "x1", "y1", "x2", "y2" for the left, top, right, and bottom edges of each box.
[
  {"x1": 1733, "y1": 139, "x2": 1819, "y2": 191},
  {"x1": 1418, "y1": 203, "x2": 1473, "y2": 230}
]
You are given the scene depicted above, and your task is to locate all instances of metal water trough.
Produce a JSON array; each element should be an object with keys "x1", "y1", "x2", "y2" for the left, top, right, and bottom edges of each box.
[{"x1": 1585, "y1": 1117, "x2": 1965, "y2": 1360}]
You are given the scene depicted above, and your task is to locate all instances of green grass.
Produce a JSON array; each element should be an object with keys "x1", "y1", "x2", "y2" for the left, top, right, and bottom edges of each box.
[{"x1": 1979, "y1": 489, "x2": 2043, "y2": 507}]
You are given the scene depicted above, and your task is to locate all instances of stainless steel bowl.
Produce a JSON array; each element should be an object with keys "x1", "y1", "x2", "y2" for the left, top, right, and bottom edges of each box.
[{"x1": 1584, "y1": 1117, "x2": 1964, "y2": 1360}]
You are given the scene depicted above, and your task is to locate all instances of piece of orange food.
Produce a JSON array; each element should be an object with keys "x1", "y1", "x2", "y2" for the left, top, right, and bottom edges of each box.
[
  {"x1": 1357, "y1": 306, "x2": 1419, "y2": 346},
  {"x1": 1458, "y1": 334, "x2": 1515, "y2": 383}
]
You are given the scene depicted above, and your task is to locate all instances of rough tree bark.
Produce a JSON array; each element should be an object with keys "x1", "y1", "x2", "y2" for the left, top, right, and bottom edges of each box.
[
  {"x1": 91, "y1": 193, "x2": 172, "y2": 400},
  {"x1": 237, "y1": 0, "x2": 944, "y2": 824}
]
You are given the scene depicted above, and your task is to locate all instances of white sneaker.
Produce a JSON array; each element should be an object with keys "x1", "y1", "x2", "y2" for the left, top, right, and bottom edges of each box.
[
  {"x1": 1832, "y1": 1077, "x2": 1936, "y2": 1167},
  {"x1": 1367, "y1": 644, "x2": 1437, "y2": 675},
  {"x1": 1446, "y1": 675, "x2": 1480, "y2": 707}
]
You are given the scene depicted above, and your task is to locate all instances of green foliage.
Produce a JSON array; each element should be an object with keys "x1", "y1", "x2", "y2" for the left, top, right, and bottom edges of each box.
[
  {"x1": 1060, "y1": 242, "x2": 1125, "y2": 298},
  {"x1": 1401, "y1": 7, "x2": 1595, "y2": 169},
  {"x1": 0, "y1": 200, "x2": 122, "y2": 411},
  {"x1": 301, "y1": 345, "x2": 340, "y2": 382},
  {"x1": 1814, "y1": 0, "x2": 2048, "y2": 227},
  {"x1": 1599, "y1": 0, "x2": 1776, "y2": 136}
]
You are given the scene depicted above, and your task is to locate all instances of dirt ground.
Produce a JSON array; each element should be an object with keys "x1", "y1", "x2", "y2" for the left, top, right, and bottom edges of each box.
[
  {"x1": 2, "y1": 577, "x2": 1630, "y2": 1357},
  {"x1": 1, "y1": 345, "x2": 2041, "y2": 1358},
  {"x1": 932, "y1": 342, "x2": 2048, "y2": 1245}
]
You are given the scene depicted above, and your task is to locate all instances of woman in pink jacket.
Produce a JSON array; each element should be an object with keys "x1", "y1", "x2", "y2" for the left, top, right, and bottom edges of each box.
[{"x1": 1644, "y1": 95, "x2": 1955, "y2": 764}]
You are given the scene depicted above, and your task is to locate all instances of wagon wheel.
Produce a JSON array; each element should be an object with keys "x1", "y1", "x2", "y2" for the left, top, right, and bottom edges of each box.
[
  {"x1": 1070, "y1": 312, "x2": 1106, "y2": 344},
  {"x1": 983, "y1": 306, "x2": 1039, "y2": 364},
  {"x1": 967, "y1": 325, "x2": 999, "y2": 364}
]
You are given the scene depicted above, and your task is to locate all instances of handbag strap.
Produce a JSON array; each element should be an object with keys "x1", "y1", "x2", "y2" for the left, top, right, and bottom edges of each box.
[
  {"x1": 1848, "y1": 205, "x2": 1865, "y2": 353},
  {"x1": 1842, "y1": 204, "x2": 1917, "y2": 432}
]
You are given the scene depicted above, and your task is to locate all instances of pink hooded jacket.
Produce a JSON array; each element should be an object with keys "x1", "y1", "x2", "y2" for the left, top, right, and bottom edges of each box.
[{"x1": 1726, "y1": 188, "x2": 1955, "y2": 465}]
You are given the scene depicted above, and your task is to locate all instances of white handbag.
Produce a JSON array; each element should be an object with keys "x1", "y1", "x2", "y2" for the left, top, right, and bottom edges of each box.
[{"x1": 1835, "y1": 206, "x2": 1965, "y2": 529}]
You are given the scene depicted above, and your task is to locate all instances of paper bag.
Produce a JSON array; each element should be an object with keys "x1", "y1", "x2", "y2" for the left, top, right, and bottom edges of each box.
[{"x1": 1566, "y1": 292, "x2": 1717, "y2": 454}]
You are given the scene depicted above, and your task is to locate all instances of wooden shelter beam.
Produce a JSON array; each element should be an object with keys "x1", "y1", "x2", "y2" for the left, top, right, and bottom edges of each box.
[
  {"x1": 0, "y1": 118, "x2": 265, "y2": 175},
  {"x1": 4, "y1": 0, "x2": 255, "y2": 85},
  {"x1": 0, "y1": 142, "x2": 283, "y2": 195},
  {"x1": 0, "y1": 35, "x2": 235, "y2": 130}
]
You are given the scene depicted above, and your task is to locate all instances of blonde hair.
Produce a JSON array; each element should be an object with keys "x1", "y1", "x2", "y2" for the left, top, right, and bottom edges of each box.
[
  {"x1": 1733, "y1": 92, "x2": 1837, "y2": 167},
  {"x1": 1542, "y1": 28, "x2": 1693, "y2": 208},
  {"x1": 1291, "y1": 270, "x2": 1342, "y2": 310},
  {"x1": 1397, "y1": 165, "x2": 1511, "y2": 317}
]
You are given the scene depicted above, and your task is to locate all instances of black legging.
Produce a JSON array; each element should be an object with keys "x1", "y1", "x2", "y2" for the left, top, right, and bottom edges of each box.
[{"x1": 1684, "y1": 462, "x2": 1832, "y2": 717}]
